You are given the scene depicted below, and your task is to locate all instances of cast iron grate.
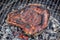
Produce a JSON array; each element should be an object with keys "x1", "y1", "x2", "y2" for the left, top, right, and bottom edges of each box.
[
  {"x1": 0, "y1": 0, "x2": 60, "y2": 40},
  {"x1": 0, "y1": 0, "x2": 60, "y2": 25}
]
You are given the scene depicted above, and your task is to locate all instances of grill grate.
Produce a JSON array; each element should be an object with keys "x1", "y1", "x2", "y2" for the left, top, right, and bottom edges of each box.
[
  {"x1": 0, "y1": 0, "x2": 60, "y2": 25},
  {"x1": 0, "y1": 0, "x2": 60, "y2": 40}
]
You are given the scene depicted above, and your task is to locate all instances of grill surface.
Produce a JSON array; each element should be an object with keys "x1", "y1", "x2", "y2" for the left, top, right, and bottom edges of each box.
[
  {"x1": 0, "y1": 0, "x2": 60, "y2": 25},
  {"x1": 0, "y1": 0, "x2": 60, "y2": 40}
]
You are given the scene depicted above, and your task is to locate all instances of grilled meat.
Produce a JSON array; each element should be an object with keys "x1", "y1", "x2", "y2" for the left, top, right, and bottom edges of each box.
[{"x1": 6, "y1": 4, "x2": 49, "y2": 36}]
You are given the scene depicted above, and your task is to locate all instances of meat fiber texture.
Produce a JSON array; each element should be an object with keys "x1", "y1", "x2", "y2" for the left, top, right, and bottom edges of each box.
[{"x1": 6, "y1": 4, "x2": 49, "y2": 36}]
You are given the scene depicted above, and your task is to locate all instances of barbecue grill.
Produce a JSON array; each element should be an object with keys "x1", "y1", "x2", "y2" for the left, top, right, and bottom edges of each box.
[{"x1": 0, "y1": 0, "x2": 60, "y2": 40}]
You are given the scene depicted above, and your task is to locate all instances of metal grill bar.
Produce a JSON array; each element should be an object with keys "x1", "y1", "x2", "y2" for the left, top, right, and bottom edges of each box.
[
  {"x1": 0, "y1": 0, "x2": 19, "y2": 25},
  {"x1": 0, "y1": 0, "x2": 10, "y2": 14},
  {"x1": 0, "y1": 2, "x2": 15, "y2": 25},
  {"x1": 55, "y1": 0, "x2": 60, "y2": 17}
]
